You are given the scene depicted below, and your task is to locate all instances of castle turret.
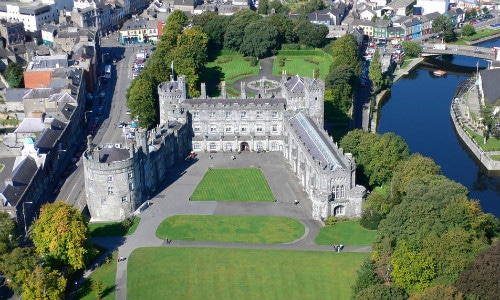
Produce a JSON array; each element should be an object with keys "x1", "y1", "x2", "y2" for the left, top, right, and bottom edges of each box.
[{"x1": 158, "y1": 75, "x2": 187, "y2": 125}]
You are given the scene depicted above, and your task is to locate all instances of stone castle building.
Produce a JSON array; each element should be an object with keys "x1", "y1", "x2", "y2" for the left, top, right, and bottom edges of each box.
[{"x1": 83, "y1": 73, "x2": 365, "y2": 221}]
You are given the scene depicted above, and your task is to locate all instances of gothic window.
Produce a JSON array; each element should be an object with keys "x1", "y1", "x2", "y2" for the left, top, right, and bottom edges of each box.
[
  {"x1": 225, "y1": 126, "x2": 232, "y2": 133},
  {"x1": 336, "y1": 186, "x2": 340, "y2": 199},
  {"x1": 334, "y1": 205, "x2": 345, "y2": 216},
  {"x1": 341, "y1": 186, "x2": 345, "y2": 198},
  {"x1": 107, "y1": 175, "x2": 113, "y2": 182},
  {"x1": 272, "y1": 124, "x2": 278, "y2": 132},
  {"x1": 108, "y1": 187, "x2": 113, "y2": 195},
  {"x1": 256, "y1": 126, "x2": 263, "y2": 133},
  {"x1": 209, "y1": 111, "x2": 216, "y2": 119},
  {"x1": 194, "y1": 126, "x2": 200, "y2": 133},
  {"x1": 210, "y1": 125, "x2": 217, "y2": 133},
  {"x1": 193, "y1": 111, "x2": 199, "y2": 119},
  {"x1": 271, "y1": 142, "x2": 278, "y2": 151},
  {"x1": 209, "y1": 142, "x2": 217, "y2": 150},
  {"x1": 272, "y1": 111, "x2": 279, "y2": 119},
  {"x1": 241, "y1": 127, "x2": 247, "y2": 133},
  {"x1": 332, "y1": 186, "x2": 337, "y2": 199},
  {"x1": 256, "y1": 142, "x2": 263, "y2": 150}
]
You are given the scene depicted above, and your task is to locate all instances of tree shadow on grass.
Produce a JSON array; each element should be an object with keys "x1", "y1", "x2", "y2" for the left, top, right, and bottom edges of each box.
[
  {"x1": 200, "y1": 66, "x2": 223, "y2": 97},
  {"x1": 90, "y1": 223, "x2": 128, "y2": 237},
  {"x1": 324, "y1": 101, "x2": 351, "y2": 142},
  {"x1": 75, "y1": 278, "x2": 116, "y2": 300}
]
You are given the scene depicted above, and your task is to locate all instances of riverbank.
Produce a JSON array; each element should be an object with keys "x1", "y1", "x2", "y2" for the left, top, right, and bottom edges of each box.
[
  {"x1": 467, "y1": 31, "x2": 500, "y2": 45},
  {"x1": 369, "y1": 57, "x2": 425, "y2": 132}
]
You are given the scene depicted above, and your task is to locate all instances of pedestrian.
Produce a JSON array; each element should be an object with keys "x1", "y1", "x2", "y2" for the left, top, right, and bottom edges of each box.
[{"x1": 333, "y1": 244, "x2": 338, "y2": 252}]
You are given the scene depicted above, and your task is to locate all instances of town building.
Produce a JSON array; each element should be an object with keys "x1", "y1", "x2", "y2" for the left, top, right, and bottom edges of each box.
[{"x1": 84, "y1": 74, "x2": 366, "y2": 222}]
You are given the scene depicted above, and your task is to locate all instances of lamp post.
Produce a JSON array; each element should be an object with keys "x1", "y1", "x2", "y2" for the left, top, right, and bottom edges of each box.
[{"x1": 22, "y1": 201, "x2": 33, "y2": 234}]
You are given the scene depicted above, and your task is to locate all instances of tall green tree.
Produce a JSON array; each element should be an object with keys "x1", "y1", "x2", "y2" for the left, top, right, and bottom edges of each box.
[
  {"x1": 409, "y1": 285, "x2": 464, "y2": 300},
  {"x1": 269, "y1": 0, "x2": 290, "y2": 14},
  {"x1": 4, "y1": 62, "x2": 24, "y2": 88},
  {"x1": 269, "y1": 14, "x2": 296, "y2": 45},
  {"x1": 432, "y1": 15, "x2": 455, "y2": 42},
  {"x1": 224, "y1": 10, "x2": 262, "y2": 51},
  {"x1": 203, "y1": 15, "x2": 231, "y2": 54},
  {"x1": 460, "y1": 24, "x2": 475, "y2": 37},
  {"x1": 401, "y1": 40, "x2": 421, "y2": 58},
  {"x1": 240, "y1": 19, "x2": 279, "y2": 58},
  {"x1": 295, "y1": 20, "x2": 329, "y2": 48},
  {"x1": 0, "y1": 211, "x2": 18, "y2": 255},
  {"x1": 368, "y1": 48, "x2": 384, "y2": 92},
  {"x1": 0, "y1": 246, "x2": 39, "y2": 294},
  {"x1": 31, "y1": 201, "x2": 89, "y2": 271},
  {"x1": 126, "y1": 77, "x2": 158, "y2": 128},
  {"x1": 21, "y1": 266, "x2": 67, "y2": 300},
  {"x1": 257, "y1": 0, "x2": 269, "y2": 14}
]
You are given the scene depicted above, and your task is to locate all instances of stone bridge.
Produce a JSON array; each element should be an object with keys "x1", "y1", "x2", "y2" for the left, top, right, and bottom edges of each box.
[{"x1": 421, "y1": 44, "x2": 496, "y2": 61}]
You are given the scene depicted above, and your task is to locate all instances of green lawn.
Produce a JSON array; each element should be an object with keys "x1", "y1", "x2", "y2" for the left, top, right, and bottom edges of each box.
[
  {"x1": 89, "y1": 217, "x2": 140, "y2": 237},
  {"x1": 272, "y1": 50, "x2": 333, "y2": 81},
  {"x1": 127, "y1": 247, "x2": 368, "y2": 300},
  {"x1": 205, "y1": 52, "x2": 260, "y2": 84},
  {"x1": 465, "y1": 127, "x2": 500, "y2": 153},
  {"x1": 315, "y1": 221, "x2": 377, "y2": 246},
  {"x1": 77, "y1": 252, "x2": 117, "y2": 300},
  {"x1": 190, "y1": 168, "x2": 275, "y2": 202},
  {"x1": 156, "y1": 215, "x2": 304, "y2": 244}
]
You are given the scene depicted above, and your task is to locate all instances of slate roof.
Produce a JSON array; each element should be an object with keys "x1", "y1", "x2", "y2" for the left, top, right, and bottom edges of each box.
[
  {"x1": 289, "y1": 112, "x2": 346, "y2": 170},
  {"x1": 99, "y1": 146, "x2": 131, "y2": 163},
  {"x1": 480, "y1": 68, "x2": 500, "y2": 105},
  {"x1": 420, "y1": 12, "x2": 441, "y2": 23},
  {"x1": 11, "y1": 156, "x2": 38, "y2": 186},
  {"x1": 285, "y1": 75, "x2": 305, "y2": 92},
  {"x1": 14, "y1": 118, "x2": 46, "y2": 134},
  {"x1": 6, "y1": 88, "x2": 30, "y2": 102}
]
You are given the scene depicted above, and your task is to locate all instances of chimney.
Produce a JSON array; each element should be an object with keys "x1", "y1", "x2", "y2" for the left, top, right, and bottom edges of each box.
[
  {"x1": 240, "y1": 81, "x2": 246, "y2": 99},
  {"x1": 201, "y1": 82, "x2": 206, "y2": 99},
  {"x1": 221, "y1": 81, "x2": 226, "y2": 99}
]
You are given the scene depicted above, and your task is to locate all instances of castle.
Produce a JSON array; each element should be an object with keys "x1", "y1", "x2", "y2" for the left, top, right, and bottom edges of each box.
[{"x1": 83, "y1": 74, "x2": 366, "y2": 221}]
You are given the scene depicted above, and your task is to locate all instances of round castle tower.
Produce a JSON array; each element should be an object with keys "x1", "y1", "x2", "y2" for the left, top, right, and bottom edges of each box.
[{"x1": 83, "y1": 136, "x2": 143, "y2": 221}]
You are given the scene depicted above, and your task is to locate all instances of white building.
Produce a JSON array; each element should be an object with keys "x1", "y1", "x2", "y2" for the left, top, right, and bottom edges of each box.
[
  {"x1": 417, "y1": 0, "x2": 450, "y2": 15},
  {"x1": 0, "y1": 2, "x2": 58, "y2": 34}
]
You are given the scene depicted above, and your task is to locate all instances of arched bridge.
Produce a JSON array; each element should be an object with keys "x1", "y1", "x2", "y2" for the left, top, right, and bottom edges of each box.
[{"x1": 421, "y1": 44, "x2": 495, "y2": 60}]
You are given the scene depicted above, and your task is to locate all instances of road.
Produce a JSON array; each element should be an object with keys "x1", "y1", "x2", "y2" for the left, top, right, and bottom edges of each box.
[{"x1": 57, "y1": 34, "x2": 154, "y2": 212}]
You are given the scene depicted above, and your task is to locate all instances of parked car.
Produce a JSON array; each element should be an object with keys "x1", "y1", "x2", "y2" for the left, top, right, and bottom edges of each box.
[{"x1": 469, "y1": 19, "x2": 478, "y2": 24}]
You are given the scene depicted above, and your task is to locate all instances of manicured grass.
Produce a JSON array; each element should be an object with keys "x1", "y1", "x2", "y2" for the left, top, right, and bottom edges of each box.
[
  {"x1": 156, "y1": 215, "x2": 305, "y2": 244},
  {"x1": 464, "y1": 127, "x2": 500, "y2": 152},
  {"x1": 190, "y1": 168, "x2": 275, "y2": 202},
  {"x1": 272, "y1": 50, "x2": 333, "y2": 80},
  {"x1": 127, "y1": 247, "x2": 368, "y2": 300},
  {"x1": 77, "y1": 251, "x2": 117, "y2": 300},
  {"x1": 315, "y1": 221, "x2": 377, "y2": 246},
  {"x1": 454, "y1": 28, "x2": 500, "y2": 44},
  {"x1": 205, "y1": 52, "x2": 260, "y2": 84},
  {"x1": 89, "y1": 217, "x2": 141, "y2": 237}
]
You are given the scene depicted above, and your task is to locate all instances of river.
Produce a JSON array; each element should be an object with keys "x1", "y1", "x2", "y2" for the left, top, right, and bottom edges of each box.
[{"x1": 377, "y1": 38, "x2": 500, "y2": 218}]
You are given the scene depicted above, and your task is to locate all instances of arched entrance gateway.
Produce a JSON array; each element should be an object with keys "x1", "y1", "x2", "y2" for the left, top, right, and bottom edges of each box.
[{"x1": 240, "y1": 142, "x2": 249, "y2": 151}]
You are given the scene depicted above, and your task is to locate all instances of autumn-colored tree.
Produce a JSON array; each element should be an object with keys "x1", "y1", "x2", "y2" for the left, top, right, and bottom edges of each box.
[
  {"x1": 31, "y1": 201, "x2": 89, "y2": 271},
  {"x1": 21, "y1": 266, "x2": 67, "y2": 300}
]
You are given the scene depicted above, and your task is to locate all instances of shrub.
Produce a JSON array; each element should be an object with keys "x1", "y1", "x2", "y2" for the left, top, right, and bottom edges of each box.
[
  {"x1": 248, "y1": 56, "x2": 258, "y2": 67},
  {"x1": 324, "y1": 216, "x2": 337, "y2": 226},
  {"x1": 91, "y1": 279, "x2": 105, "y2": 299}
]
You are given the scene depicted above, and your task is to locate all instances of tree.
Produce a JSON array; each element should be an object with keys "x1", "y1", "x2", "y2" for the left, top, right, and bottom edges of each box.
[
  {"x1": 192, "y1": 11, "x2": 217, "y2": 28},
  {"x1": 360, "y1": 190, "x2": 391, "y2": 229},
  {"x1": 269, "y1": 14, "x2": 296, "y2": 45},
  {"x1": 4, "y1": 62, "x2": 24, "y2": 88},
  {"x1": 409, "y1": 285, "x2": 464, "y2": 300},
  {"x1": 31, "y1": 201, "x2": 89, "y2": 271},
  {"x1": 432, "y1": 16, "x2": 455, "y2": 42},
  {"x1": 224, "y1": 10, "x2": 262, "y2": 51},
  {"x1": 355, "y1": 284, "x2": 407, "y2": 300},
  {"x1": 269, "y1": 0, "x2": 290, "y2": 15},
  {"x1": 330, "y1": 34, "x2": 362, "y2": 78},
  {"x1": 352, "y1": 259, "x2": 383, "y2": 296},
  {"x1": 456, "y1": 242, "x2": 500, "y2": 300},
  {"x1": 91, "y1": 279, "x2": 105, "y2": 299},
  {"x1": 240, "y1": 19, "x2": 279, "y2": 58},
  {"x1": 21, "y1": 266, "x2": 67, "y2": 300},
  {"x1": 257, "y1": 0, "x2": 269, "y2": 14},
  {"x1": 203, "y1": 15, "x2": 231, "y2": 54},
  {"x1": 0, "y1": 211, "x2": 18, "y2": 255},
  {"x1": 401, "y1": 41, "x2": 421, "y2": 58},
  {"x1": 460, "y1": 24, "x2": 475, "y2": 37},
  {"x1": 295, "y1": 20, "x2": 329, "y2": 48},
  {"x1": 0, "y1": 247, "x2": 39, "y2": 294},
  {"x1": 126, "y1": 77, "x2": 158, "y2": 129},
  {"x1": 368, "y1": 49, "x2": 384, "y2": 92}
]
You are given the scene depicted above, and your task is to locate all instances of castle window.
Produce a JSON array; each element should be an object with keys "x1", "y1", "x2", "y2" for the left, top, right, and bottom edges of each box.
[
  {"x1": 107, "y1": 175, "x2": 113, "y2": 182},
  {"x1": 334, "y1": 205, "x2": 345, "y2": 216},
  {"x1": 121, "y1": 196, "x2": 127, "y2": 202},
  {"x1": 271, "y1": 142, "x2": 278, "y2": 151},
  {"x1": 193, "y1": 111, "x2": 199, "y2": 119},
  {"x1": 128, "y1": 172, "x2": 133, "y2": 179},
  {"x1": 193, "y1": 142, "x2": 200, "y2": 150},
  {"x1": 241, "y1": 127, "x2": 247, "y2": 133},
  {"x1": 256, "y1": 126, "x2": 263, "y2": 133},
  {"x1": 209, "y1": 111, "x2": 216, "y2": 119},
  {"x1": 240, "y1": 111, "x2": 247, "y2": 119},
  {"x1": 194, "y1": 126, "x2": 200, "y2": 133},
  {"x1": 129, "y1": 183, "x2": 134, "y2": 191},
  {"x1": 256, "y1": 142, "x2": 263, "y2": 150},
  {"x1": 209, "y1": 142, "x2": 217, "y2": 150},
  {"x1": 341, "y1": 186, "x2": 345, "y2": 198},
  {"x1": 256, "y1": 111, "x2": 262, "y2": 119},
  {"x1": 225, "y1": 111, "x2": 232, "y2": 119},
  {"x1": 272, "y1": 111, "x2": 279, "y2": 119},
  {"x1": 225, "y1": 126, "x2": 232, "y2": 133},
  {"x1": 272, "y1": 124, "x2": 278, "y2": 132},
  {"x1": 210, "y1": 125, "x2": 217, "y2": 133},
  {"x1": 108, "y1": 187, "x2": 113, "y2": 195}
]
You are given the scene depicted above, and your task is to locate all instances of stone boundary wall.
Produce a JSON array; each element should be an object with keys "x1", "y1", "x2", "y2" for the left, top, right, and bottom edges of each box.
[{"x1": 450, "y1": 103, "x2": 500, "y2": 170}]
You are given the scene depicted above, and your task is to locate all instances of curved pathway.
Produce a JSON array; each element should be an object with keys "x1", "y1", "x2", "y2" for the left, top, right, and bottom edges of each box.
[{"x1": 87, "y1": 65, "x2": 372, "y2": 300}]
